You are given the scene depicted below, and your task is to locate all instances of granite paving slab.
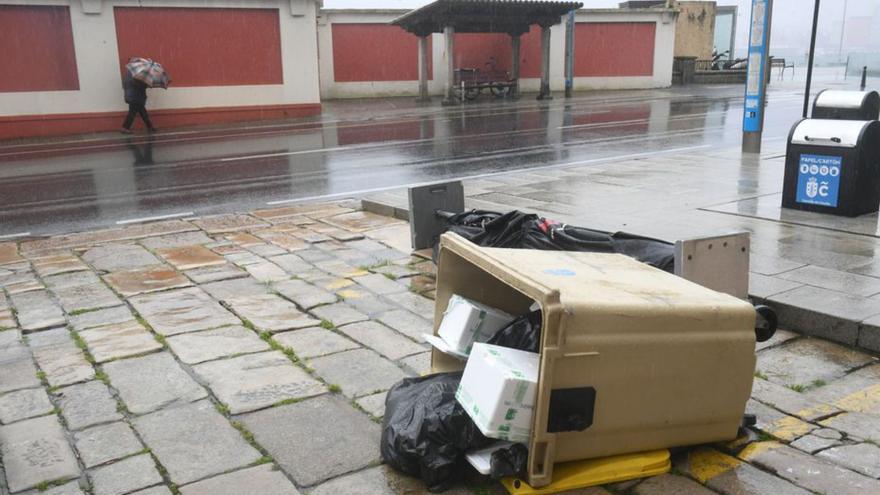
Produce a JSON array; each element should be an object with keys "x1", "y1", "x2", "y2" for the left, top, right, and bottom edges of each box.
[
  {"x1": 44, "y1": 270, "x2": 101, "y2": 290},
  {"x1": 79, "y1": 320, "x2": 163, "y2": 363},
  {"x1": 401, "y1": 352, "x2": 431, "y2": 376},
  {"x1": 11, "y1": 290, "x2": 66, "y2": 331},
  {"x1": 243, "y1": 261, "x2": 290, "y2": 283},
  {"x1": 192, "y1": 214, "x2": 268, "y2": 234},
  {"x1": 165, "y1": 325, "x2": 269, "y2": 364},
  {"x1": 0, "y1": 387, "x2": 54, "y2": 424},
  {"x1": 820, "y1": 411, "x2": 880, "y2": 442},
  {"x1": 38, "y1": 480, "x2": 88, "y2": 495},
  {"x1": 746, "y1": 399, "x2": 816, "y2": 441},
  {"x1": 309, "y1": 348, "x2": 408, "y2": 398},
  {"x1": 777, "y1": 265, "x2": 880, "y2": 298},
  {"x1": 272, "y1": 279, "x2": 337, "y2": 309},
  {"x1": 750, "y1": 377, "x2": 841, "y2": 421},
  {"x1": 31, "y1": 254, "x2": 89, "y2": 278},
  {"x1": 740, "y1": 442, "x2": 880, "y2": 495},
  {"x1": 53, "y1": 282, "x2": 122, "y2": 314},
  {"x1": 178, "y1": 464, "x2": 301, "y2": 495},
  {"x1": 74, "y1": 421, "x2": 145, "y2": 468},
  {"x1": 247, "y1": 242, "x2": 291, "y2": 258},
  {"x1": 129, "y1": 287, "x2": 240, "y2": 336},
  {"x1": 755, "y1": 338, "x2": 875, "y2": 388},
  {"x1": 133, "y1": 400, "x2": 261, "y2": 485},
  {"x1": 631, "y1": 474, "x2": 716, "y2": 495},
  {"x1": 336, "y1": 321, "x2": 425, "y2": 360},
  {"x1": 88, "y1": 453, "x2": 163, "y2": 495},
  {"x1": 225, "y1": 294, "x2": 319, "y2": 332},
  {"x1": 83, "y1": 244, "x2": 160, "y2": 272},
  {"x1": 0, "y1": 415, "x2": 80, "y2": 492},
  {"x1": 0, "y1": 242, "x2": 23, "y2": 265},
  {"x1": 310, "y1": 303, "x2": 368, "y2": 327},
  {"x1": 192, "y1": 351, "x2": 325, "y2": 414},
  {"x1": 155, "y1": 245, "x2": 226, "y2": 271},
  {"x1": 267, "y1": 253, "x2": 311, "y2": 274},
  {"x1": 323, "y1": 211, "x2": 405, "y2": 232},
  {"x1": 28, "y1": 328, "x2": 94, "y2": 387},
  {"x1": 183, "y1": 263, "x2": 247, "y2": 284},
  {"x1": 238, "y1": 395, "x2": 380, "y2": 486},
  {"x1": 272, "y1": 328, "x2": 359, "y2": 359},
  {"x1": 789, "y1": 433, "x2": 840, "y2": 454},
  {"x1": 104, "y1": 352, "x2": 207, "y2": 414},
  {"x1": 355, "y1": 392, "x2": 387, "y2": 418},
  {"x1": 55, "y1": 381, "x2": 122, "y2": 430},
  {"x1": 0, "y1": 341, "x2": 41, "y2": 394},
  {"x1": 376, "y1": 309, "x2": 432, "y2": 343},
  {"x1": 201, "y1": 277, "x2": 267, "y2": 301},
  {"x1": 69, "y1": 306, "x2": 135, "y2": 332},
  {"x1": 103, "y1": 266, "x2": 192, "y2": 297},
  {"x1": 0, "y1": 308, "x2": 16, "y2": 329},
  {"x1": 139, "y1": 231, "x2": 213, "y2": 250},
  {"x1": 807, "y1": 364, "x2": 880, "y2": 414},
  {"x1": 817, "y1": 443, "x2": 880, "y2": 478}
]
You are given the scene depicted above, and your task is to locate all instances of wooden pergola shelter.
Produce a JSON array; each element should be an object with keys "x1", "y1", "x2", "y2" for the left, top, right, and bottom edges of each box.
[{"x1": 392, "y1": 0, "x2": 583, "y2": 103}]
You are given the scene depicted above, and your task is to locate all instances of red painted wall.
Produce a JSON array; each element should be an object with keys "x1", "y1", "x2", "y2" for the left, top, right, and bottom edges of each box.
[
  {"x1": 574, "y1": 22, "x2": 656, "y2": 77},
  {"x1": 0, "y1": 5, "x2": 79, "y2": 92},
  {"x1": 453, "y1": 29, "x2": 542, "y2": 78},
  {"x1": 114, "y1": 7, "x2": 283, "y2": 87},
  {"x1": 332, "y1": 24, "x2": 431, "y2": 82}
]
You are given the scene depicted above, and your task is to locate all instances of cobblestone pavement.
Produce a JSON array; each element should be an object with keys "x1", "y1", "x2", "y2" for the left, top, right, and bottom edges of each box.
[{"x1": 1, "y1": 200, "x2": 878, "y2": 495}]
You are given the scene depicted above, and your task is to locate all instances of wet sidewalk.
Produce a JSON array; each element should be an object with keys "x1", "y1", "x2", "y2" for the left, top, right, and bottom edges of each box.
[
  {"x1": 1, "y1": 200, "x2": 879, "y2": 495},
  {"x1": 363, "y1": 142, "x2": 880, "y2": 354}
]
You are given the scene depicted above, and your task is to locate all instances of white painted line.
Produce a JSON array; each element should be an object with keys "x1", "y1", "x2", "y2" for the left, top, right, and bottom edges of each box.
[
  {"x1": 0, "y1": 232, "x2": 31, "y2": 240},
  {"x1": 115, "y1": 212, "x2": 194, "y2": 225},
  {"x1": 266, "y1": 144, "x2": 711, "y2": 206}
]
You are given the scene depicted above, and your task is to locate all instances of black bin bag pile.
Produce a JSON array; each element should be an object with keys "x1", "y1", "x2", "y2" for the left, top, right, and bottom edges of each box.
[
  {"x1": 381, "y1": 311, "x2": 542, "y2": 491},
  {"x1": 433, "y1": 210, "x2": 675, "y2": 273}
]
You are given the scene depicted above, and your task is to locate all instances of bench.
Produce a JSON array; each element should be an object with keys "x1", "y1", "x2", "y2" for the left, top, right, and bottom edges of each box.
[{"x1": 771, "y1": 57, "x2": 794, "y2": 80}]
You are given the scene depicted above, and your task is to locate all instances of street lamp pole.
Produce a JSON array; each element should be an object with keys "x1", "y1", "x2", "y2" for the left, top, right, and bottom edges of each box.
[
  {"x1": 838, "y1": 0, "x2": 848, "y2": 59},
  {"x1": 803, "y1": 0, "x2": 821, "y2": 118}
]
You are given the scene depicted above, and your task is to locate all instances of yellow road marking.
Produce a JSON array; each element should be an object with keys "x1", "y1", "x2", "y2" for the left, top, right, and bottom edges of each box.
[
  {"x1": 687, "y1": 448, "x2": 742, "y2": 483},
  {"x1": 770, "y1": 416, "x2": 813, "y2": 441},
  {"x1": 738, "y1": 441, "x2": 782, "y2": 461},
  {"x1": 833, "y1": 384, "x2": 880, "y2": 413}
]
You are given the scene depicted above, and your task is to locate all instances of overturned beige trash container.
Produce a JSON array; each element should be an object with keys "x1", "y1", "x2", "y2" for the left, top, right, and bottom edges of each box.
[{"x1": 432, "y1": 233, "x2": 756, "y2": 489}]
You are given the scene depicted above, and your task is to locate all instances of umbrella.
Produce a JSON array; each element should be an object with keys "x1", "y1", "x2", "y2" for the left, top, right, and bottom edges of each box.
[{"x1": 125, "y1": 57, "x2": 170, "y2": 89}]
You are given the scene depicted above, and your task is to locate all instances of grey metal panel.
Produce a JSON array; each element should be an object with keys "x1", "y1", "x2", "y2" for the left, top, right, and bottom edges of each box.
[
  {"x1": 675, "y1": 232, "x2": 750, "y2": 300},
  {"x1": 408, "y1": 181, "x2": 465, "y2": 250}
]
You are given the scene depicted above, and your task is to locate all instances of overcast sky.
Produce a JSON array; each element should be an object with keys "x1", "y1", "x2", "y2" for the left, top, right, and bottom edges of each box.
[{"x1": 323, "y1": 0, "x2": 876, "y2": 59}]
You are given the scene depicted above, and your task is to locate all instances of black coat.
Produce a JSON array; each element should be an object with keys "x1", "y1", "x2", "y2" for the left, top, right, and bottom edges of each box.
[{"x1": 123, "y1": 72, "x2": 148, "y2": 106}]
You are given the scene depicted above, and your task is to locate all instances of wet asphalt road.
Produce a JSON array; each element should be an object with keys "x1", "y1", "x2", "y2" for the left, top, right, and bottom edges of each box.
[{"x1": 0, "y1": 85, "x2": 809, "y2": 237}]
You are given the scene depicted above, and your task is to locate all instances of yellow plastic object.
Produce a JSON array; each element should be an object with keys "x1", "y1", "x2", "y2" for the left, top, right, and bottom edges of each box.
[{"x1": 501, "y1": 449, "x2": 671, "y2": 494}]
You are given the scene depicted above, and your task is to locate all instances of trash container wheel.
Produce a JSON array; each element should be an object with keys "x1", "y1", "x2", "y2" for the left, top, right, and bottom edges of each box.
[{"x1": 754, "y1": 305, "x2": 778, "y2": 343}]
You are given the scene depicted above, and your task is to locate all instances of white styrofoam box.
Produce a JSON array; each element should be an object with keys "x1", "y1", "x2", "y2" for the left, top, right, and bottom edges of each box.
[
  {"x1": 437, "y1": 295, "x2": 514, "y2": 355},
  {"x1": 456, "y1": 343, "x2": 540, "y2": 443}
]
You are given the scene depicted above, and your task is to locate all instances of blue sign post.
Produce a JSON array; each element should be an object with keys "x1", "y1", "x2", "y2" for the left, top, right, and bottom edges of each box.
[{"x1": 742, "y1": 0, "x2": 773, "y2": 153}]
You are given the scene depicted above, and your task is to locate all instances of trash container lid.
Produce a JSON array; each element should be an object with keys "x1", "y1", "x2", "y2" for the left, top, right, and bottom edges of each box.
[
  {"x1": 790, "y1": 119, "x2": 871, "y2": 148},
  {"x1": 814, "y1": 90, "x2": 875, "y2": 109}
]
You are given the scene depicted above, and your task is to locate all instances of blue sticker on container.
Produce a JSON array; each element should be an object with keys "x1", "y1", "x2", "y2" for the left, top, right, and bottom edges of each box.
[
  {"x1": 543, "y1": 268, "x2": 576, "y2": 276},
  {"x1": 796, "y1": 154, "x2": 841, "y2": 207}
]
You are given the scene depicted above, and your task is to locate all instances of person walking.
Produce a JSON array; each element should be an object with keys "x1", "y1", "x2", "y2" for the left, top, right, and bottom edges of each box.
[{"x1": 121, "y1": 70, "x2": 156, "y2": 134}]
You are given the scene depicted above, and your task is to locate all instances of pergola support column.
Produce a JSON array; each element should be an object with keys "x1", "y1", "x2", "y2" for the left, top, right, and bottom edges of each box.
[
  {"x1": 538, "y1": 24, "x2": 552, "y2": 100},
  {"x1": 442, "y1": 26, "x2": 457, "y2": 105},
  {"x1": 510, "y1": 34, "x2": 521, "y2": 98},
  {"x1": 417, "y1": 35, "x2": 430, "y2": 101}
]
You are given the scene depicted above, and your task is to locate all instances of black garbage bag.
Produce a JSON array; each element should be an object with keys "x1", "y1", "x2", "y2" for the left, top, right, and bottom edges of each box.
[
  {"x1": 487, "y1": 310, "x2": 542, "y2": 353},
  {"x1": 381, "y1": 372, "x2": 491, "y2": 492},
  {"x1": 434, "y1": 210, "x2": 674, "y2": 273},
  {"x1": 489, "y1": 443, "x2": 529, "y2": 480}
]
